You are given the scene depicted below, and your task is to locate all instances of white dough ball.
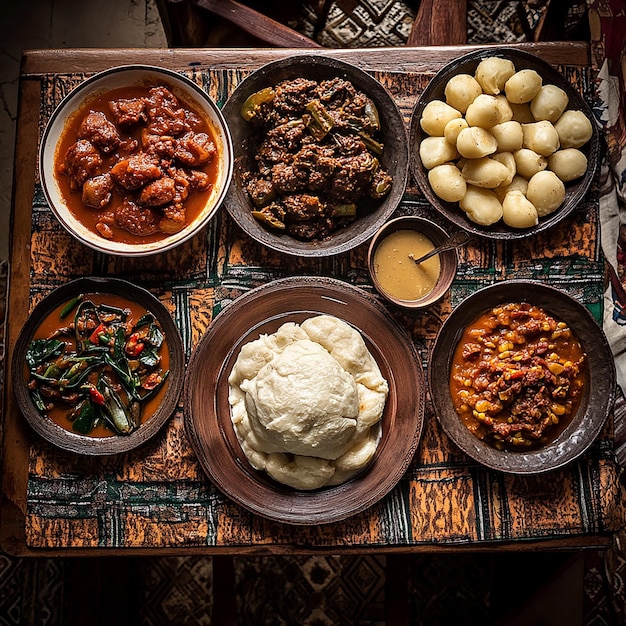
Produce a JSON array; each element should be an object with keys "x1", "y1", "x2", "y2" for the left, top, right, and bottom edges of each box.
[
  {"x1": 474, "y1": 57, "x2": 516, "y2": 95},
  {"x1": 491, "y1": 121, "x2": 524, "y2": 152},
  {"x1": 548, "y1": 148, "x2": 588, "y2": 181},
  {"x1": 530, "y1": 84, "x2": 569, "y2": 122},
  {"x1": 420, "y1": 99, "x2": 462, "y2": 136},
  {"x1": 459, "y1": 186, "x2": 503, "y2": 225},
  {"x1": 444, "y1": 74, "x2": 482, "y2": 113},
  {"x1": 444, "y1": 117, "x2": 470, "y2": 145},
  {"x1": 419, "y1": 136, "x2": 459, "y2": 169},
  {"x1": 505, "y1": 69, "x2": 543, "y2": 104},
  {"x1": 456, "y1": 126, "x2": 498, "y2": 158},
  {"x1": 526, "y1": 170, "x2": 566, "y2": 216},
  {"x1": 461, "y1": 157, "x2": 510, "y2": 188},
  {"x1": 502, "y1": 190, "x2": 539, "y2": 228},
  {"x1": 522, "y1": 120, "x2": 560, "y2": 156},
  {"x1": 428, "y1": 163, "x2": 467, "y2": 202},
  {"x1": 465, "y1": 94, "x2": 501, "y2": 128},
  {"x1": 514, "y1": 148, "x2": 548, "y2": 179},
  {"x1": 554, "y1": 110, "x2": 593, "y2": 149}
]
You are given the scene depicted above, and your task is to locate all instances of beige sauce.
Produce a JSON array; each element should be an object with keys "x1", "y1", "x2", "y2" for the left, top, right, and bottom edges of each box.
[{"x1": 373, "y1": 229, "x2": 440, "y2": 300}]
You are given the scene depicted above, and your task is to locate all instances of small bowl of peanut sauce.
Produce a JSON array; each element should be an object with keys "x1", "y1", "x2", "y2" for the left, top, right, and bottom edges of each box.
[{"x1": 367, "y1": 216, "x2": 458, "y2": 309}]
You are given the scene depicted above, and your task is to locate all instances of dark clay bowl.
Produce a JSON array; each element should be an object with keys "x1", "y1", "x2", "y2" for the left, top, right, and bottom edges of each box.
[
  {"x1": 222, "y1": 54, "x2": 409, "y2": 257},
  {"x1": 368, "y1": 216, "x2": 460, "y2": 309},
  {"x1": 429, "y1": 280, "x2": 615, "y2": 474},
  {"x1": 12, "y1": 277, "x2": 184, "y2": 455},
  {"x1": 409, "y1": 48, "x2": 600, "y2": 240},
  {"x1": 184, "y1": 276, "x2": 425, "y2": 524}
]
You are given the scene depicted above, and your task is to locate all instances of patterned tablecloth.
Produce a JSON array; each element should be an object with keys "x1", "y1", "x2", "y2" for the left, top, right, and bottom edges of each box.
[{"x1": 23, "y1": 61, "x2": 623, "y2": 551}]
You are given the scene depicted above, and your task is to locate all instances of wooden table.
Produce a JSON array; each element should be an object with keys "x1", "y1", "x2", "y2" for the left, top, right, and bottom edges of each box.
[{"x1": 2, "y1": 43, "x2": 623, "y2": 557}]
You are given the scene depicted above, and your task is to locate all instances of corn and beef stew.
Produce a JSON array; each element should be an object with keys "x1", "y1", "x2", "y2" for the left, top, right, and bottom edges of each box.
[
  {"x1": 449, "y1": 302, "x2": 587, "y2": 450},
  {"x1": 240, "y1": 77, "x2": 393, "y2": 241},
  {"x1": 55, "y1": 84, "x2": 219, "y2": 245}
]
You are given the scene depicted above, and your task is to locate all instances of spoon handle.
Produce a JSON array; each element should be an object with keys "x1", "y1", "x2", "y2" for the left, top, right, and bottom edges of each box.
[{"x1": 409, "y1": 230, "x2": 472, "y2": 266}]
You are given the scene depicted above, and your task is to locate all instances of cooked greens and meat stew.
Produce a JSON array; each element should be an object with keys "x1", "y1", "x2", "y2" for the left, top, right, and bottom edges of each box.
[
  {"x1": 239, "y1": 77, "x2": 393, "y2": 241},
  {"x1": 25, "y1": 293, "x2": 170, "y2": 437},
  {"x1": 55, "y1": 84, "x2": 219, "y2": 244},
  {"x1": 449, "y1": 302, "x2": 587, "y2": 450}
]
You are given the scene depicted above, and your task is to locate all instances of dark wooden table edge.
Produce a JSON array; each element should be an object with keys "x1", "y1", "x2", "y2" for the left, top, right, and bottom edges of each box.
[
  {"x1": 17, "y1": 42, "x2": 590, "y2": 76},
  {"x1": 0, "y1": 533, "x2": 613, "y2": 558},
  {"x1": 1, "y1": 42, "x2": 602, "y2": 558}
]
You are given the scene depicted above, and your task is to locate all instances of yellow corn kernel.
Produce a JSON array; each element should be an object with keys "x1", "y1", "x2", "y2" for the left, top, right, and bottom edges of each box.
[
  {"x1": 498, "y1": 341, "x2": 514, "y2": 352},
  {"x1": 547, "y1": 362, "x2": 565, "y2": 375},
  {"x1": 474, "y1": 400, "x2": 492, "y2": 413},
  {"x1": 551, "y1": 403, "x2": 566, "y2": 416}
]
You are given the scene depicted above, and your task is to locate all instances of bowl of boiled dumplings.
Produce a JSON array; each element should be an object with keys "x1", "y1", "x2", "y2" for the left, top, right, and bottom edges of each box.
[{"x1": 409, "y1": 48, "x2": 600, "y2": 240}]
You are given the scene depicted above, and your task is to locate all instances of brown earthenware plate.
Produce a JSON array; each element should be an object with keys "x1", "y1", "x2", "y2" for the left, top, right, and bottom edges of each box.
[
  {"x1": 12, "y1": 277, "x2": 184, "y2": 455},
  {"x1": 184, "y1": 276, "x2": 425, "y2": 525},
  {"x1": 429, "y1": 280, "x2": 615, "y2": 473},
  {"x1": 409, "y1": 48, "x2": 600, "y2": 240},
  {"x1": 222, "y1": 54, "x2": 409, "y2": 257}
]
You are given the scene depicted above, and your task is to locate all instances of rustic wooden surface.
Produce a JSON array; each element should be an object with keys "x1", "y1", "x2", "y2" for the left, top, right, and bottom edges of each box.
[{"x1": 2, "y1": 43, "x2": 622, "y2": 557}]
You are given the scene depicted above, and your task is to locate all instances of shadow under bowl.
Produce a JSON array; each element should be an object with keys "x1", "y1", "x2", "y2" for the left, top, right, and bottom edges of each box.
[{"x1": 222, "y1": 54, "x2": 409, "y2": 257}]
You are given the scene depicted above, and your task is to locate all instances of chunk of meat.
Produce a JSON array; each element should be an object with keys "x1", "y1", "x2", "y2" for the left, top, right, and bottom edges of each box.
[
  {"x1": 77, "y1": 111, "x2": 120, "y2": 154},
  {"x1": 271, "y1": 163, "x2": 308, "y2": 193},
  {"x1": 256, "y1": 121, "x2": 306, "y2": 167},
  {"x1": 159, "y1": 202, "x2": 187, "y2": 234},
  {"x1": 138, "y1": 177, "x2": 176, "y2": 207},
  {"x1": 245, "y1": 177, "x2": 275, "y2": 207},
  {"x1": 141, "y1": 130, "x2": 176, "y2": 159},
  {"x1": 110, "y1": 154, "x2": 161, "y2": 190},
  {"x1": 114, "y1": 200, "x2": 159, "y2": 236},
  {"x1": 330, "y1": 152, "x2": 377, "y2": 201},
  {"x1": 146, "y1": 86, "x2": 188, "y2": 136},
  {"x1": 175, "y1": 132, "x2": 216, "y2": 167},
  {"x1": 282, "y1": 194, "x2": 325, "y2": 222},
  {"x1": 108, "y1": 97, "x2": 147, "y2": 127},
  {"x1": 81, "y1": 174, "x2": 114, "y2": 209},
  {"x1": 181, "y1": 169, "x2": 211, "y2": 191},
  {"x1": 60, "y1": 140, "x2": 103, "y2": 190}
]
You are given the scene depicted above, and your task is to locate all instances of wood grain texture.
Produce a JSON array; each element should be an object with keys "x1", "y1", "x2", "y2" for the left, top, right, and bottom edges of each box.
[
  {"x1": 1, "y1": 44, "x2": 621, "y2": 557},
  {"x1": 407, "y1": 0, "x2": 467, "y2": 46}
]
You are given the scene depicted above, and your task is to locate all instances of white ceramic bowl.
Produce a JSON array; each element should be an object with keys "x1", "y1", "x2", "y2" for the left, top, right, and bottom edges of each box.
[{"x1": 39, "y1": 65, "x2": 233, "y2": 256}]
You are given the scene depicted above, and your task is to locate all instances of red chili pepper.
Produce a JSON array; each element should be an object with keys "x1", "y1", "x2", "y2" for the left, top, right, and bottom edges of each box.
[
  {"x1": 88, "y1": 385, "x2": 105, "y2": 405},
  {"x1": 125, "y1": 332, "x2": 145, "y2": 357},
  {"x1": 88, "y1": 323, "x2": 108, "y2": 344}
]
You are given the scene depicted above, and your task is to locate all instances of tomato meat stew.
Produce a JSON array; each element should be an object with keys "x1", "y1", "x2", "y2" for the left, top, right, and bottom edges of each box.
[
  {"x1": 449, "y1": 302, "x2": 587, "y2": 450},
  {"x1": 55, "y1": 84, "x2": 219, "y2": 245},
  {"x1": 25, "y1": 293, "x2": 170, "y2": 437}
]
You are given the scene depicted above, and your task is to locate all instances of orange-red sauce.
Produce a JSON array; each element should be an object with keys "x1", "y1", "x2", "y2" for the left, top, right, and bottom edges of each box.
[
  {"x1": 29, "y1": 293, "x2": 170, "y2": 437},
  {"x1": 449, "y1": 302, "x2": 587, "y2": 451},
  {"x1": 54, "y1": 84, "x2": 220, "y2": 245}
]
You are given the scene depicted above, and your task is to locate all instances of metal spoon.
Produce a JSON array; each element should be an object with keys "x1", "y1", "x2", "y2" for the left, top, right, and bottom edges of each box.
[{"x1": 408, "y1": 230, "x2": 472, "y2": 266}]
